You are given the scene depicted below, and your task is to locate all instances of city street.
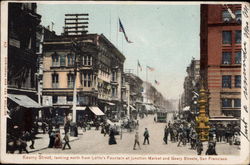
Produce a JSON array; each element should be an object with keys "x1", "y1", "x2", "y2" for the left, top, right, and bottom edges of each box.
[{"x1": 34, "y1": 115, "x2": 240, "y2": 155}]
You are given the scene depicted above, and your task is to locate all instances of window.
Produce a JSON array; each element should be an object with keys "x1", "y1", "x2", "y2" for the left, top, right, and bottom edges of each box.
[
  {"x1": 235, "y1": 10, "x2": 241, "y2": 24},
  {"x1": 52, "y1": 54, "x2": 59, "y2": 66},
  {"x1": 68, "y1": 74, "x2": 74, "y2": 88},
  {"x1": 52, "y1": 96, "x2": 58, "y2": 104},
  {"x1": 67, "y1": 54, "x2": 74, "y2": 66},
  {"x1": 88, "y1": 73, "x2": 91, "y2": 87},
  {"x1": 222, "y1": 10, "x2": 231, "y2": 22},
  {"x1": 235, "y1": 51, "x2": 241, "y2": 64},
  {"x1": 222, "y1": 98, "x2": 232, "y2": 107},
  {"x1": 112, "y1": 87, "x2": 116, "y2": 97},
  {"x1": 222, "y1": 31, "x2": 232, "y2": 44},
  {"x1": 52, "y1": 74, "x2": 59, "y2": 88},
  {"x1": 222, "y1": 52, "x2": 231, "y2": 64},
  {"x1": 222, "y1": 75, "x2": 231, "y2": 88},
  {"x1": 235, "y1": 30, "x2": 241, "y2": 44},
  {"x1": 60, "y1": 55, "x2": 66, "y2": 66},
  {"x1": 83, "y1": 73, "x2": 87, "y2": 87},
  {"x1": 88, "y1": 56, "x2": 92, "y2": 65},
  {"x1": 67, "y1": 96, "x2": 73, "y2": 102},
  {"x1": 234, "y1": 99, "x2": 241, "y2": 108},
  {"x1": 235, "y1": 75, "x2": 241, "y2": 88}
]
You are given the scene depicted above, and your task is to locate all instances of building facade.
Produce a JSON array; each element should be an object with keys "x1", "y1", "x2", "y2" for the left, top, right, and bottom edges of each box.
[
  {"x1": 42, "y1": 32, "x2": 125, "y2": 121},
  {"x1": 200, "y1": 4, "x2": 241, "y2": 119},
  {"x1": 7, "y1": 3, "x2": 41, "y2": 131}
]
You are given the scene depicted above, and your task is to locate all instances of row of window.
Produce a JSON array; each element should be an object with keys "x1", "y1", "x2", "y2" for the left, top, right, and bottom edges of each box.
[
  {"x1": 222, "y1": 51, "x2": 241, "y2": 64},
  {"x1": 222, "y1": 30, "x2": 241, "y2": 45},
  {"x1": 52, "y1": 73, "x2": 93, "y2": 88},
  {"x1": 52, "y1": 54, "x2": 92, "y2": 67},
  {"x1": 221, "y1": 98, "x2": 241, "y2": 108},
  {"x1": 222, "y1": 75, "x2": 241, "y2": 88},
  {"x1": 222, "y1": 9, "x2": 241, "y2": 23},
  {"x1": 52, "y1": 95, "x2": 92, "y2": 105}
]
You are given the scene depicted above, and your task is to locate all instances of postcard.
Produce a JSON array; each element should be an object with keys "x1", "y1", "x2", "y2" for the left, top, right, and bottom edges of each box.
[{"x1": 0, "y1": 1, "x2": 249, "y2": 164}]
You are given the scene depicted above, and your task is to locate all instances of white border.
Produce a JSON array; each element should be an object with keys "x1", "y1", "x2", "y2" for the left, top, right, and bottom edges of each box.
[{"x1": 1, "y1": 1, "x2": 249, "y2": 164}]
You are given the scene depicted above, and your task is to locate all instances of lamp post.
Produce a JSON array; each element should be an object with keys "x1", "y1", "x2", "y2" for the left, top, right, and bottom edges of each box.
[{"x1": 195, "y1": 82, "x2": 210, "y2": 141}]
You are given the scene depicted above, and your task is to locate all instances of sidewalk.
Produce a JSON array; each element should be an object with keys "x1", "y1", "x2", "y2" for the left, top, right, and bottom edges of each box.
[{"x1": 27, "y1": 127, "x2": 80, "y2": 153}]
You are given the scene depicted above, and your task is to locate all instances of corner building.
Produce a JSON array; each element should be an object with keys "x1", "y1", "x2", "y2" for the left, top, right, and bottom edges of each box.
[{"x1": 200, "y1": 4, "x2": 242, "y2": 120}]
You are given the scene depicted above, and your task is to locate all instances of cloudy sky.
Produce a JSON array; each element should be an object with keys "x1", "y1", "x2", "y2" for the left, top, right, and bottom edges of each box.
[{"x1": 37, "y1": 2, "x2": 200, "y2": 100}]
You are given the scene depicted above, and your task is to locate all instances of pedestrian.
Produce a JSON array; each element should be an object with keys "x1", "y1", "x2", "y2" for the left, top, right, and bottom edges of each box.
[
  {"x1": 163, "y1": 125, "x2": 169, "y2": 144},
  {"x1": 54, "y1": 131, "x2": 62, "y2": 148},
  {"x1": 143, "y1": 128, "x2": 150, "y2": 145},
  {"x1": 154, "y1": 117, "x2": 156, "y2": 123},
  {"x1": 133, "y1": 131, "x2": 141, "y2": 150},
  {"x1": 196, "y1": 139, "x2": 203, "y2": 155},
  {"x1": 48, "y1": 129, "x2": 55, "y2": 148},
  {"x1": 205, "y1": 141, "x2": 218, "y2": 155},
  {"x1": 62, "y1": 132, "x2": 71, "y2": 150},
  {"x1": 29, "y1": 128, "x2": 35, "y2": 149},
  {"x1": 109, "y1": 128, "x2": 117, "y2": 145},
  {"x1": 177, "y1": 131, "x2": 184, "y2": 147}
]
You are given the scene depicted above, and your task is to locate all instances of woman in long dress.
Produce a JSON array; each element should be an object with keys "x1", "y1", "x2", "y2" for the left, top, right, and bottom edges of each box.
[
  {"x1": 54, "y1": 132, "x2": 62, "y2": 148},
  {"x1": 109, "y1": 128, "x2": 117, "y2": 145}
]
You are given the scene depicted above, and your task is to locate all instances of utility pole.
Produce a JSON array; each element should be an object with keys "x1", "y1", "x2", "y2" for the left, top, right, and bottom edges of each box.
[{"x1": 126, "y1": 83, "x2": 130, "y2": 120}]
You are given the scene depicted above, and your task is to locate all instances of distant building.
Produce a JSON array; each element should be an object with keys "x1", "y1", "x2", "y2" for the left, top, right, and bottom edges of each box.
[
  {"x1": 182, "y1": 58, "x2": 200, "y2": 121},
  {"x1": 200, "y1": 4, "x2": 241, "y2": 120}
]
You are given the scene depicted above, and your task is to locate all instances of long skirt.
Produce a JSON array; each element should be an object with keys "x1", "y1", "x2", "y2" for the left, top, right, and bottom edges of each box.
[{"x1": 109, "y1": 136, "x2": 117, "y2": 145}]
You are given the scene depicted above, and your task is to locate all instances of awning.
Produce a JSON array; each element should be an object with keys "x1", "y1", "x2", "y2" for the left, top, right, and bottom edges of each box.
[
  {"x1": 8, "y1": 94, "x2": 41, "y2": 108},
  {"x1": 129, "y1": 105, "x2": 136, "y2": 111},
  {"x1": 183, "y1": 106, "x2": 190, "y2": 111},
  {"x1": 209, "y1": 118, "x2": 239, "y2": 121},
  {"x1": 106, "y1": 102, "x2": 115, "y2": 106},
  {"x1": 71, "y1": 106, "x2": 86, "y2": 111},
  {"x1": 89, "y1": 106, "x2": 105, "y2": 116}
]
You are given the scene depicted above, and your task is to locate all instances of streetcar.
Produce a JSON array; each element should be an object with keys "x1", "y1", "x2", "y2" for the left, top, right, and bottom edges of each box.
[{"x1": 156, "y1": 111, "x2": 167, "y2": 122}]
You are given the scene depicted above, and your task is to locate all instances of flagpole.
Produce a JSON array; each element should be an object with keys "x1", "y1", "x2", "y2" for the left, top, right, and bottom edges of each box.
[
  {"x1": 116, "y1": 17, "x2": 119, "y2": 48},
  {"x1": 109, "y1": 10, "x2": 111, "y2": 41},
  {"x1": 137, "y1": 62, "x2": 139, "y2": 77}
]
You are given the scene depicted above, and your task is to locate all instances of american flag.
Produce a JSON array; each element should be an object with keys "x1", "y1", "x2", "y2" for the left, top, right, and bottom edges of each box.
[
  {"x1": 147, "y1": 66, "x2": 155, "y2": 71},
  {"x1": 155, "y1": 80, "x2": 160, "y2": 85},
  {"x1": 138, "y1": 60, "x2": 142, "y2": 71},
  {"x1": 119, "y1": 18, "x2": 133, "y2": 43}
]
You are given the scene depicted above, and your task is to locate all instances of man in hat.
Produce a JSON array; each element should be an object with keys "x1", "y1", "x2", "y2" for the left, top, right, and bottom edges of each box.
[
  {"x1": 143, "y1": 128, "x2": 150, "y2": 145},
  {"x1": 62, "y1": 132, "x2": 71, "y2": 150},
  {"x1": 133, "y1": 131, "x2": 141, "y2": 150}
]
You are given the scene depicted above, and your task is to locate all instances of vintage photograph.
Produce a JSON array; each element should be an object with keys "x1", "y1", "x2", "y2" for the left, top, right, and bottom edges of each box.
[{"x1": 1, "y1": 1, "x2": 249, "y2": 164}]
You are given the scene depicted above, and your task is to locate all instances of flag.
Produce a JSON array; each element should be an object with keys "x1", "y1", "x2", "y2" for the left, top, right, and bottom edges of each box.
[
  {"x1": 119, "y1": 18, "x2": 133, "y2": 43},
  {"x1": 155, "y1": 80, "x2": 160, "y2": 85},
  {"x1": 138, "y1": 60, "x2": 142, "y2": 71},
  {"x1": 147, "y1": 66, "x2": 155, "y2": 71}
]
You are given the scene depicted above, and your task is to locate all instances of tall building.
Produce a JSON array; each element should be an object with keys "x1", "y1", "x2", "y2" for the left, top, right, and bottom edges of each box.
[
  {"x1": 200, "y1": 4, "x2": 241, "y2": 120},
  {"x1": 7, "y1": 3, "x2": 41, "y2": 131},
  {"x1": 42, "y1": 15, "x2": 125, "y2": 121}
]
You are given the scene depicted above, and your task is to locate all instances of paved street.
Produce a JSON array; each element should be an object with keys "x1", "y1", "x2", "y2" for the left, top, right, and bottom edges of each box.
[{"x1": 33, "y1": 115, "x2": 240, "y2": 155}]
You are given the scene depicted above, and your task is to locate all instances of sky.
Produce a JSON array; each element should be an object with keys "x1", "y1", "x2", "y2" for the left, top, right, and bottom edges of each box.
[{"x1": 37, "y1": 2, "x2": 200, "y2": 100}]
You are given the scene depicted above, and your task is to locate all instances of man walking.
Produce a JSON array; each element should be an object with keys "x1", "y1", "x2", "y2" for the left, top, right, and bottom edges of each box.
[
  {"x1": 133, "y1": 131, "x2": 141, "y2": 150},
  {"x1": 164, "y1": 125, "x2": 170, "y2": 144},
  {"x1": 62, "y1": 132, "x2": 71, "y2": 150},
  {"x1": 143, "y1": 128, "x2": 150, "y2": 145}
]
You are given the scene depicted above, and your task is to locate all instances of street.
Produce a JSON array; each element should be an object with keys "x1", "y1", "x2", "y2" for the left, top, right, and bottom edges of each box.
[{"x1": 33, "y1": 115, "x2": 240, "y2": 155}]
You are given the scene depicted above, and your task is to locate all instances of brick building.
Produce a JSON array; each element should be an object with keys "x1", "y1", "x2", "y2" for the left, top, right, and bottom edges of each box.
[{"x1": 200, "y1": 4, "x2": 241, "y2": 120}]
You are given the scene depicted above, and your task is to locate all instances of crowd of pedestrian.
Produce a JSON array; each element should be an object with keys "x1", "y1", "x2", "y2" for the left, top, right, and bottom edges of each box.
[{"x1": 162, "y1": 120, "x2": 240, "y2": 155}]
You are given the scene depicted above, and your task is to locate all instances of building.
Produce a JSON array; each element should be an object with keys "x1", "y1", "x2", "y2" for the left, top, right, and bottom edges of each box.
[
  {"x1": 182, "y1": 58, "x2": 200, "y2": 117},
  {"x1": 123, "y1": 72, "x2": 143, "y2": 119},
  {"x1": 42, "y1": 15, "x2": 125, "y2": 122},
  {"x1": 200, "y1": 4, "x2": 241, "y2": 121},
  {"x1": 7, "y1": 3, "x2": 41, "y2": 131}
]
